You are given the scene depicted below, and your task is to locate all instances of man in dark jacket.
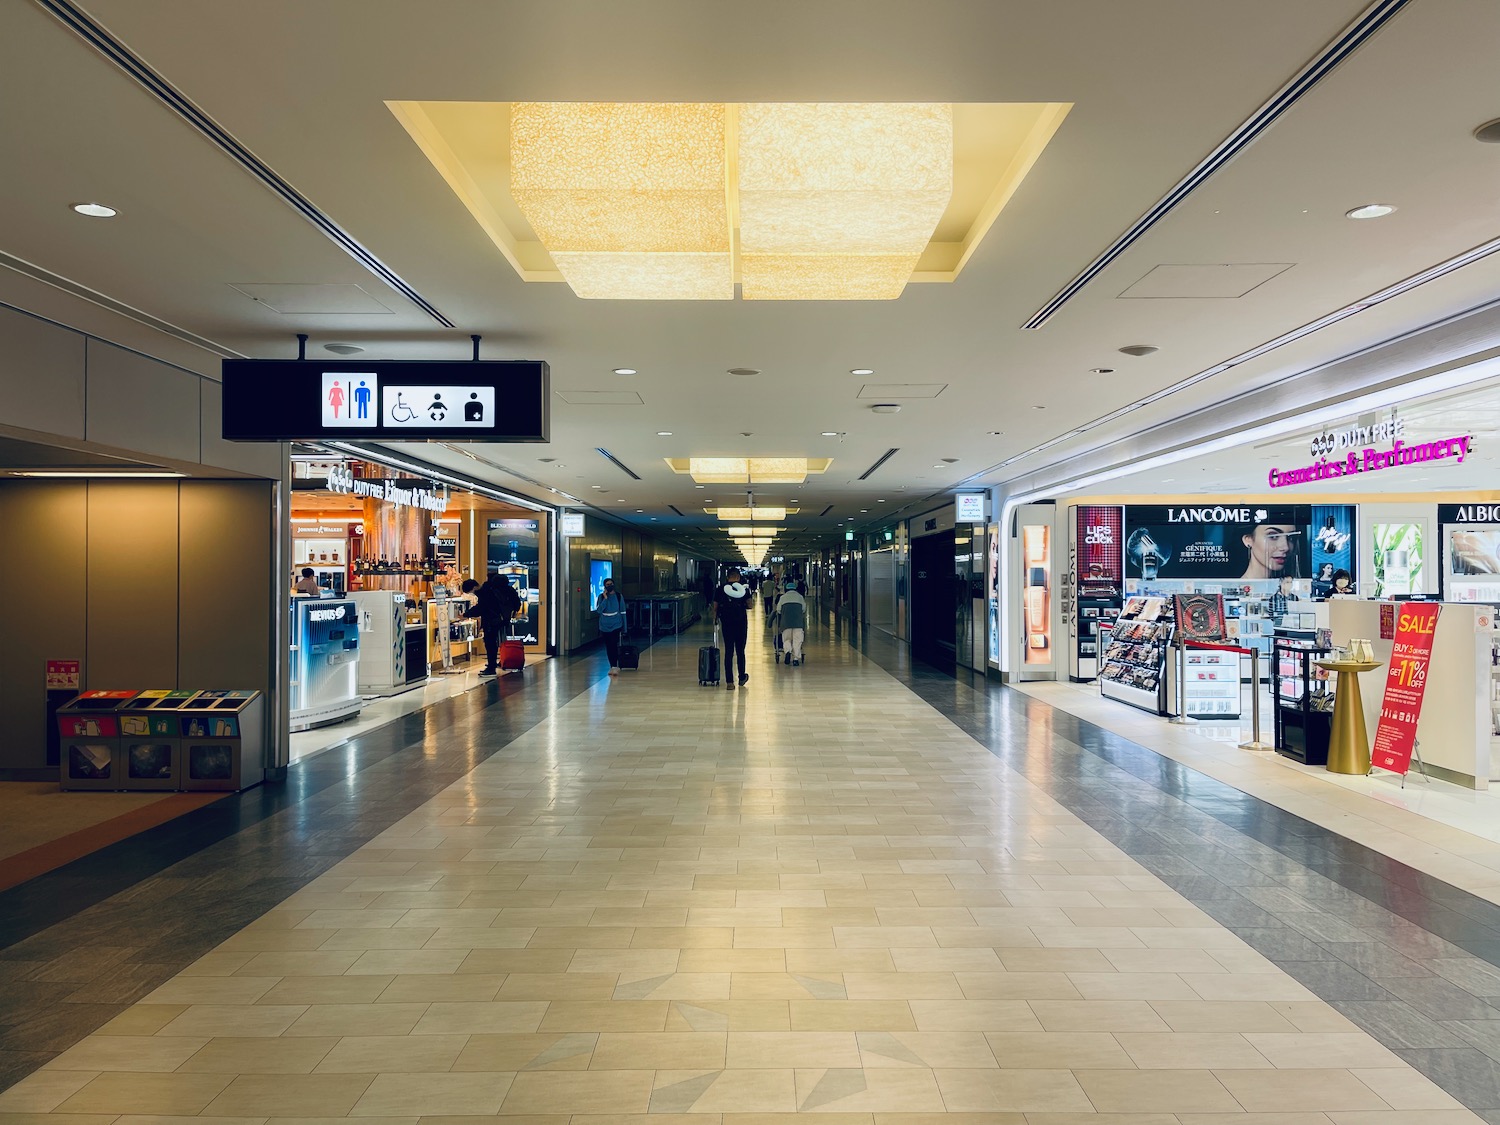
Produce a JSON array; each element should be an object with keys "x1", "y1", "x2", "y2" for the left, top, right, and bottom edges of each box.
[
  {"x1": 464, "y1": 573, "x2": 521, "y2": 675},
  {"x1": 712, "y1": 568, "x2": 753, "y2": 690}
]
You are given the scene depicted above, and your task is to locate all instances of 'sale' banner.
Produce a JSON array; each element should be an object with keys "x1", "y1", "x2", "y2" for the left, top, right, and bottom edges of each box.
[{"x1": 1370, "y1": 602, "x2": 1441, "y2": 774}]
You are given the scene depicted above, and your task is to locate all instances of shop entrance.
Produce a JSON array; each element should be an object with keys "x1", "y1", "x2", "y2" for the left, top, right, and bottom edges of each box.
[{"x1": 910, "y1": 530, "x2": 956, "y2": 667}]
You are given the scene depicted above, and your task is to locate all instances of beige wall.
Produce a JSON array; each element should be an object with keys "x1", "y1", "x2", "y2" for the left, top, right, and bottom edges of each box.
[{"x1": 0, "y1": 476, "x2": 276, "y2": 775}]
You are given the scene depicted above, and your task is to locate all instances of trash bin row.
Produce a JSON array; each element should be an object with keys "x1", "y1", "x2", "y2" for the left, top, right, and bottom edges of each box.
[{"x1": 57, "y1": 689, "x2": 265, "y2": 792}]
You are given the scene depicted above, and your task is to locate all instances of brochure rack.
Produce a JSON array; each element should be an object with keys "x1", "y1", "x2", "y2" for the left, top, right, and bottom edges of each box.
[{"x1": 1099, "y1": 597, "x2": 1175, "y2": 715}]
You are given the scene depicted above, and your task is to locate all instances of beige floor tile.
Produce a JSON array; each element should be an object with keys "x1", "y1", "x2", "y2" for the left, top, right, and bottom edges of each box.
[
  {"x1": 423, "y1": 927, "x2": 535, "y2": 949},
  {"x1": 589, "y1": 1033, "x2": 726, "y2": 1070},
  {"x1": 314, "y1": 1033, "x2": 468, "y2": 1072},
  {"x1": 528, "y1": 927, "x2": 636, "y2": 949},
  {"x1": 1150, "y1": 1001, "x2": 1300, "y2": 1033},
  {"x1": 1075, "y1": 1069, "x2": 1240, "y2": 1113},
  {"x1": 1116, "y1": 1032, "x2": 1273, "y2": 1069},
  {"x1": 493, "y1": 972, "x2": 617, "y2": 1000},
  {"x1": 139, "y1": 977, "x2": 281, "y2": 1006},
  {"x1": 259, "y1": 975, "x2": 395, "y2": 1005},
  {"x1": 665, "y1": 1000, "x2": 791, "y2": 1032},
  {"x1": 1028, "y1": 1000, "x2": 1170, "y2": 1033},
  {"x1": 451, "y1": 1031, "x2": 597, "y2": 1072},
  {"x1": 730, "y1": 973, "x2": 845, "y2": 1000},
  {"x1": 204, "y1": 1073, "x2": 376, "y2": 1116},
  {"x1": 1269, "y1": 1002, "x2": 1363, "y2": 1033},
  {"x1": 177, "y1": 1035, "x2": 339, "y2": 1073},
  {"x1": 538, "y1": 1001, "x2": 669, "y2": 1032},
  {"x1": 842, "y1": 973, "x2": 962, "y2": 1000},
  {"x1": 887, "y1": 947, "x2": 1001, "y2": 973},
  {"x1": 234, "y1": 950, "x2": 364, "y2": 977},
  {"x1": 0, "y1": 1071, "x2": 100, "y2": 1112},
  {"x1": 679, "y1": 948, "x2": 786, "y2": 973},
  {"x1": 790, "y1": 1001, "x2": 918, "y2": 1032},
  {"x1": 353, "y1": 1073, "x2": 514, "y2": 1116},
  {"x1": 616, "y1": 972, "x2": 731, "y2": 1000},
  {"x1": 1182, "y1": 973, "x2": 1319, "y2": 1002},
  {"x1": 856, "y1": 1031, "x2": 997, "y2": 1069},
  {"x1": 411, "y1": 1000, "x2": 550, "y2": 1034},
  {"x1": 907, "y1": 1000, "x2": 1041, "y2": 1033},
  {"x1": 178, "y1": 950, "x2": 257, "y2": 976},
  {"x1": 1215, "y1": 1069, "x2": 1393, "y2": 1112},
  {"x1": 832, "y1": 927, "x2": 936, "y2": 949},
  {"x1": 793, "y1": 1067, "x2": 944, "y2": 1112},
  {"x1": 159, "y1": 1006, "x2": 307, "y2": 1039},
  {"x1": 92, "y1": 1006, "x2": 188, "y2": 1036},
  {"x1": 932, "y1": 1068, "x2": 1092, "y2": 1113},
  {"x1": 317, "y1": 928, "x2": 437, "y2": 951},
  {"x1": 1350, "y1": 1066, "x2": 1470, "y2": 1110},
  {"x1": 57, "y1": 1073, "x2": 235, "y2": 1115},
  {"x1": 1102, "y1": 947, "x2": 1229, "y2": 974},
  {"x1": 954, "y1": 972, "x2": 1080, "y2": 999},
  {"x1": 983, "y1": 1031, "x2": 1134, "y2": 1070},
  {"x1": 501, "y1": 1070, "x2": 654, "y2": 1115},
  {"x1": 43, "y1": 1037, "x2": 208, "y2": 1073},
  {"x1": 375, "y1": 973, "x2": 506, "y2": 1003},
  {"x1": 285, "y1": 1002, "x2": 430, "y2": 1037},
  {"x1": 1245, "y1": 1033, "x2": 1406, "y2": 1069},
  {"x1": 734, "y1": 928, "x2": 835, "y2": 949},
  {"x1": 633, "y1": 927, "x2": 735, "y2": 948},
  {"x1": 570, "y1": 949, "x2": 681, "y2": 975},
  {"x1": 1066, "y1": 972, "x2": 1199, "y2": 1001},
  {"x1": 456, "y1": 948, "x2": 574, "y2": 974},
  {"x1": 995, "y1": 948, "x2": 1112, "y2": 972},
  {"x1": 727, "y1": 1032, "x2": 861, "y2": 1069},
  {"x1": 650, "y1": 1069, "x2": 795, "y2": 1114},
  {"x1": 345, "y1": 949, "x2": 468, "y2": 976}
]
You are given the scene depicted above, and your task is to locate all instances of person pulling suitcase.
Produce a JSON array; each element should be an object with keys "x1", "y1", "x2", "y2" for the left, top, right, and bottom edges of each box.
[{"x1": 712, "y1": 567, "x2": 752, "y2": 690}]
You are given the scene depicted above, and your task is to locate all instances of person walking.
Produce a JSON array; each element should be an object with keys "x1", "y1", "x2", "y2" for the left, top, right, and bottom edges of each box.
[
  {"x1": 777, "y1": 580, "x2": 808, "y2": 667},
  {"x1": 463, "y1": 572, "x2": 521, "y2": 676},
  {"x1": 763, "y1": 570, "x2": 780, "y2": 626},
  {"x1": 595, "y1": 575, "x2": 627, "y2": 676},
  {"x1": 713, "y1": 567, "x2": 752, "y2": 690}
]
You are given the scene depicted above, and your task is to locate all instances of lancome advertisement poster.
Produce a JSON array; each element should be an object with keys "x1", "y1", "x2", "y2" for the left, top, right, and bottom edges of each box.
[
  {"x1": 1124, "y1": 505, "x2": 1312, "y2": 581},
  {"x1": 488, "y1": 518, "x2": 541, "y2": 644}
]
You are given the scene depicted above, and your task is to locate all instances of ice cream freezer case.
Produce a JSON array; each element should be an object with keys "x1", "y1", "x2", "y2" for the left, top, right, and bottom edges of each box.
[{"x1": 58, "y1": 690, "x2": 265, "y2": 792}]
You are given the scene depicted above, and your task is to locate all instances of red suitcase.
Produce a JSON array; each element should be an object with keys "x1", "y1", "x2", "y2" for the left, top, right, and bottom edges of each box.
[{"x1": 499, "y1": 619, "x2": 526, "y2": 673}]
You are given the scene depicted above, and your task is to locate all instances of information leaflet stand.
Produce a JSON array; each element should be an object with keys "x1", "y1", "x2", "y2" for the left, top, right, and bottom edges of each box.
[
  {"x1": 179, "y1": 691, "x2": 265, "y2": 791},
  {"x1": 119, "y1": 690, "x2": 199, "y2": 790},
  {"x1": 57, "y1": 691, "x2": 139, "y2": 790}
]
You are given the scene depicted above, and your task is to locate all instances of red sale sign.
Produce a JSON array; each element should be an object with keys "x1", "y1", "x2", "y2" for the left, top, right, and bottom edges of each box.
[{"x1": 1370, "y1": 603, "x2": 1440, "y2": 775}]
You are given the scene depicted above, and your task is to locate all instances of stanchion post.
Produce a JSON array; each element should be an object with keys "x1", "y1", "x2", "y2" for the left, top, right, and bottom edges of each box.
[
  {"x1": 1169, "y1": 641, "x2": 1196, "y2": 724},
  {"x1": 1239, "y1": 646, "x2": 1273, "y2": 751}
]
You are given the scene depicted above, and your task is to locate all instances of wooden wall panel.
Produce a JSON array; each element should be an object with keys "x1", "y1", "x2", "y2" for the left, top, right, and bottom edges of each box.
[
  {"x1": 0, "y1": 482, "x2": 88, "y2": 769},
  {"x1": 178, "y1": 481, "x2": 275, "y2": 689},
  {"x1": 86, "y1": 481, "x2": 179, "y2": 685}
]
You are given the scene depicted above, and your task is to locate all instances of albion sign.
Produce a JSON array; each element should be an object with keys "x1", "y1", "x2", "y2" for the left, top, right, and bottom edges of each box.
[{"x1": 1269, "y1": 436, "x2": 1473, "y2": 489}]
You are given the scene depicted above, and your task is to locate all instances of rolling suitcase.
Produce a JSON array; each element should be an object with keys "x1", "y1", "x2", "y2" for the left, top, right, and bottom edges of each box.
[
  {"x1": 499, "y1": 618, "x2": 526, "y2": 673},
  {"x1": 617, "y1": 634, "x2": 640, "y2": 670},
  {"x1": 698, "y1": 625, "x2": 721, "y2": 686}
]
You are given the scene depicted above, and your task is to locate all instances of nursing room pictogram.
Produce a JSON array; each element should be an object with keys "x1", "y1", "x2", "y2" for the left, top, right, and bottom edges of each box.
[{"x1": 321, "y1": 372, "x2": 378, "y2": 427}]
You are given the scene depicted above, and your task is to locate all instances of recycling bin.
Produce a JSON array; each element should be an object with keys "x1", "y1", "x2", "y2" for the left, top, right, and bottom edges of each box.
[
  {"x1": 57, "y1": 691, "x2": 140, "y2": 790},
  {"x1": 178, "y1": 691, "x2": 266, "y2": 791},
  {"x1": 118, "y1": 690, "x2": 199, "y2": 790}
]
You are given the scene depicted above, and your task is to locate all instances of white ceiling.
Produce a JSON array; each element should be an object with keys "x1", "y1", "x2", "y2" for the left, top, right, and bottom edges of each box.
[{"x1": 6, "y1": 0, "x2": 1500, "y2": 556}]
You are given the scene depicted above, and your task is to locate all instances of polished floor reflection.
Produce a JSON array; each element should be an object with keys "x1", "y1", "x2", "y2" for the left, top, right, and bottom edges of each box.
[{"x1": 0, "y1": 617, "x2": 1491, "y2": 1121}]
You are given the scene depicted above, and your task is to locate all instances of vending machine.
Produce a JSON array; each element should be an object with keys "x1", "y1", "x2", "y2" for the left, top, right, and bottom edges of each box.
[{"x1": 290, "y1": 598, "x2": 362, "y2": 731}]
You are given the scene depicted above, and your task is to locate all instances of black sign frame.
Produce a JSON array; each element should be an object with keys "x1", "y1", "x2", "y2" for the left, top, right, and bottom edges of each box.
[{"x1": 221, "y1": 359, "x2": 549, "y2": 442}]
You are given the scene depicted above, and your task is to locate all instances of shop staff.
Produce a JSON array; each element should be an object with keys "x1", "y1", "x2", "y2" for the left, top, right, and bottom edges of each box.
[{"x1": 294, "y1": 568, "x2": 321, "y2": 595}]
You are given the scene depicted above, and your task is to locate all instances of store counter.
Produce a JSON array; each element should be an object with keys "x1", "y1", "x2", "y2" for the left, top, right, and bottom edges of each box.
[
  {"x1": 1329, "y1": 600, "x2": 1496, "y2": 787},
  {"x1": 290, "y1": 597, "x2": 362, "y2": 731},
  {"x1": 351, "y1": 591, "x2": 426, "y2": 695}
]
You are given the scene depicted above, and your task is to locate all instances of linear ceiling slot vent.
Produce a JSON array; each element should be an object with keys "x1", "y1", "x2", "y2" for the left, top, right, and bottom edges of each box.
[
  {"x1": 819, "y1": 505, "x2": 835, "y2": 516},
  {"x1": 668, "y1": 505, "x2": 685, "y2": 516},
  {"x1": 1020, "y1": 0, "x2": 1411, "y2": 330},
  {"x1": 595, "y1": 448, "x2": 641, "y2": 480},
  {"x1": 35, "y1": 0, "x2": 454, "y2": 327},
  {"x1": 858, "y1": 448, "x2": 900, "y2": 480}
]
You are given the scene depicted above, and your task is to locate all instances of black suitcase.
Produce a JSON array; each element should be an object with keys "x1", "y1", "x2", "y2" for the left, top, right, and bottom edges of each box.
[
  {"x1": 618, "y1": 639, "x2": 640, "y2": 670},
  {"x1": 698, "y1": 626, "x2": 721, "y2": 685}
]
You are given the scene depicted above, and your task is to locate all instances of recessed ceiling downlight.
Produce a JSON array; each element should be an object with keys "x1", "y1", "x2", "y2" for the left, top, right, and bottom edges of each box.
[
  {"x1": 613, "y1": 367, "x2": 637, "y2": 375},
  {"x1": 1118, "y1": 345, "x2": 1159, "y2": 357},
  {"x1": 870, "y1": 404, "x2": 901, "y2": 414},
  {"x1": 1475, "y1": 119, "x2": 1500, "y2": 143},
  {"x1": 71, "y1": 202, "x2": 117, "y2": 218},
  {"x1": 1345, "y1": 203, "x2": 1396, "y2": 220},
  {"x1": 324, "y1": 343, "x2": 364, "y2": 355},
  {"x1": 727, "y1": 368, "x2": 760, "y2": 377},
  {"x1": 850, "y1": 368, "x2": 875, "y2": 376}
]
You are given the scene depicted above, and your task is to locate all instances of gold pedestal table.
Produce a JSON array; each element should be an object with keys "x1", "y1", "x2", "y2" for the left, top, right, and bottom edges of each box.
[{"x1": 1314, "y1": 658, "x2": 1383, "y2": 775}]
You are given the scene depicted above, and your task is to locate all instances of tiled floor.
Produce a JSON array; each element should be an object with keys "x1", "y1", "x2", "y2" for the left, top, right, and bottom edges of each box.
[{"x1": 2, "y1": 618, "x2": 1490, "y2": 1122}]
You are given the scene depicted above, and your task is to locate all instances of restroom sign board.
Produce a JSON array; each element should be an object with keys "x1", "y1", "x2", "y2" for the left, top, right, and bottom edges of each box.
[{"x1": 222, "y1": 359, "x2": 549, "y2": 442}]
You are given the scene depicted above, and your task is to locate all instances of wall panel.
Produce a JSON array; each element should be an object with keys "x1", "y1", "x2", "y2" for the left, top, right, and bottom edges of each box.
[
  {"x1": 85, "y1": 340, "x2": 201, "y2": 464},
  {"x1": 179, "y1": 481, "x2": 274, "y2": 688},
  {"x1": 86, "y1": 481, "x2": 179, "y2": 685},
  {"x1": 0, "y1": 482, "x2": 88, "y2": 769},
  {"x1": 0, "y1": 306, "x2": 86, "y2": 438}
]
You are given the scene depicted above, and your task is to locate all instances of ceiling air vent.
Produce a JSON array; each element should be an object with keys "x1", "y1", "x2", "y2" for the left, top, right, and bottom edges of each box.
[
  {"x1": 595, "y1": 448, "x2": 641, "y2": 480},
  {"x1": 859, "y1": 448, "x2": 900, "y2": 480}
]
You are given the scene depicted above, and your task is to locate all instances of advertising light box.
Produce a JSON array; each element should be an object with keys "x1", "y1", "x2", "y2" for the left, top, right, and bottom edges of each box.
[{"x1": 221, "y1": 359, "x2": 550, "y2": 442}]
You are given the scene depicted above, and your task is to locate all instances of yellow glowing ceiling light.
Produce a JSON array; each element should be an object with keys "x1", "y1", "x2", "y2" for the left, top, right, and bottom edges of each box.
[
  {"x1": 749, "y1": 456, "x2": 809, "y2": 484},
  {"x1": 510, "y1": 102, "x2": 732, "y2": 299},
  {"x1": 738, "y1": 103, "x2": 952, "y2": 300},
  {"x1": 725, "y1": 527, "x2": 785, "y2": 536},
  {"x1": 686, "y1": 456, "x2": 750, "y2": 483},
  {"x1": 712, "y1": 507, "x2": 788, "y2": 522}
]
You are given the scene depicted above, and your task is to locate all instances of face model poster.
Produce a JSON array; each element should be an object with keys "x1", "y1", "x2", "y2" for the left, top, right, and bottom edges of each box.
[
  {"x1": 1124, "y1": 505, "x2": 1312, "y2": 581},
  {"x1": 1309, "y1": 504, "x2": 1356, "y2": 595}
]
